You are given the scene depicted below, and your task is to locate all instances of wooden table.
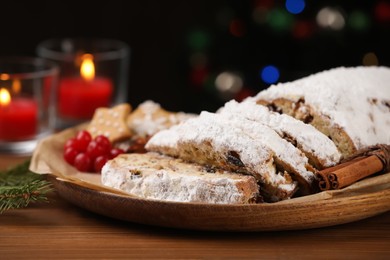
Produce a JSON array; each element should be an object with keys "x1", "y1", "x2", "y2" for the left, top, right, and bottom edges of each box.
[{"x1": 1, "y1": 155, "x2": 390, "y2": 259}]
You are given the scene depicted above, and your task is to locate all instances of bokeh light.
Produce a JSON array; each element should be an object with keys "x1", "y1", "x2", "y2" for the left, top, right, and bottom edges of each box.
[
  {"x1": 235, "y1": 87, "x2": 256, "y2": 102},
  {"x1": 254, "y1": 0, "x2": 274, "y2": 9},
  {"x1": 252, "y1": 6, "x2": 269, "y2": 25},
  {"x1": 375, "y1": 1, "x2": 390, "y2": 22},
  {"x1": 187, "y1": 30, "x2": 210, "y2": 51},
  {"x1": 348, "y1": 10, "x2": 370, "y2": 31},
  {"x1": 190, "y1": 67, "x2": 209, "y2": 88},
  {"x1": 229, "y1": 19, "x2": 246, "y2": 37},
  {"x1": 285, "y1": 0, "x2": 306, "y2": 15},
  {"x1": 316, "y1": 7, "x2": 345, "y2": 30},
  {"x1": 362, "y1": 52, "x2": 379, "y2": 66},
  {"x1": 267, "y1": 8, "x2": 294, "y2": 32},
  {"x1": 260, "y1": 65, "x2": 280, "y2": 84},
  {"x1": 292, "y1": 20, "x2": 315, "y2": 39},
  {"x1": 215, "y1": 71, "x2": 243, "y2": 100}
]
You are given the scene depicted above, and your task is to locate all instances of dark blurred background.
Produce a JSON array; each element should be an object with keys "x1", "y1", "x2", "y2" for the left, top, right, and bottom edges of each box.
[{"x1": 1, "y1": 0, "x2": 389, "y2": 113}]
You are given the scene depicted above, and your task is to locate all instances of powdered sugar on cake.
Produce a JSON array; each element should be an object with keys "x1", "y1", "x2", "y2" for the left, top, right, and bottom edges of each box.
[
  {"x1": 253, "y1": 66, "x2": 390, "y2": 149},
  {"x1": 129, "y1": 100, "x2": 195, "y2": 137},
  {"x1": 218, "y1": 99, "x2": 341, "y2": 168}
]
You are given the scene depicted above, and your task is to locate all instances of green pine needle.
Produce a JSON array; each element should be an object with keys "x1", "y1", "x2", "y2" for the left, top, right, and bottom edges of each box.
[{"x1": 0, "y1": 159, "x2": 53, "y2": 213}]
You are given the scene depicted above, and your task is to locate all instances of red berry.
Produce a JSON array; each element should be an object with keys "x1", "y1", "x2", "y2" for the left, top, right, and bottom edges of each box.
[
  {"x1": 94, "y1": 135, "x2": 111, "y2": 150},
  {"x1": 74, "y1": 130, "x2": 92, "y2": 151},
  {"x1": 64, "y1": 137, "x2": 77, "y2": 150},
  {"x1": 73, "y1": 153, "x2": 93, "y2": 172},
  {"x1": 63, "y1": 147, "x2": 79, "y2": 165},
  {"x1": 63, "y1": 130, "x2": 114, "y2": 173},
  {"x1": 86, "y1": 140, "x2": 110, "y2": 160},
  {"x1": 109, "y1": 148, "x2": 125, "y2": 159},
  {"x1": 94, "y1": 155, "x2": 109, "y2": 173}
]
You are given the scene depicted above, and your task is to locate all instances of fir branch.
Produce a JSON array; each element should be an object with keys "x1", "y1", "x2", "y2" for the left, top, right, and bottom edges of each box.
[{"x1": 0, "y1": 159, "x2": 53, "y2": 214}]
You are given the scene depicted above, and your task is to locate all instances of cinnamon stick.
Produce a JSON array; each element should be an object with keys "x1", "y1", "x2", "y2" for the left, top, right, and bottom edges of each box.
[
  {"x1": 327, "y1": 154, "x2": 384, "y2": 189},
  {"x1": 316, "y1": 172, "x2": 330, "y2": 191},
  {"x1": 316, "y1": 157, "x2": 363, "y2": 190},
  {"x1": 318, "y1": 144, "x2": 390, "y2": 191}
]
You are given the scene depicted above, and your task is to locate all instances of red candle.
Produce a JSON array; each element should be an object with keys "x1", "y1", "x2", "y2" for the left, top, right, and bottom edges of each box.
[
  {"x1": 58, "y1": 77, "x2": 113, "y2": 119},
  {"x1": 0, "y1": 88, "x2": 38, "y2": 140},
  {"x1": 58, "y1": 54, "x2": 113, "y2": 119}
]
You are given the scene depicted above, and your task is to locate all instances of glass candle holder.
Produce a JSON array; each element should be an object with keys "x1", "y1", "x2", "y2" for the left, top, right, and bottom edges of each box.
[
  {"x1": 36, "y1": 38, "x2": 130, "y2": 129},
  {"x1": 0, "y1": 57, "x2": 59, "y2": 155}
]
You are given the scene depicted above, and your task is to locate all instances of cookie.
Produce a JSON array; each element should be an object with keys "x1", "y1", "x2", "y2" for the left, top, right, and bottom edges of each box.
[{"x1": 87, "y1": 103, "x2": 132, "y2": 142}]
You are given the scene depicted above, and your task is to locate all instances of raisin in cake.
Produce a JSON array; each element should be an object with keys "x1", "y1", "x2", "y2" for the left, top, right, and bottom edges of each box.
[
  {"x1": 251, "y1": 66, "x2": 390, "y2": 158},
  {"x1": 101, "y1": 152, "x2": 260, "y2": 204}
]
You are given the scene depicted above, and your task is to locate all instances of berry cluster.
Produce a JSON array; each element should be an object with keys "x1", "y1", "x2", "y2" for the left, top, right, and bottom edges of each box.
[{"x1": 63, "y1": 130, "x2": 125, "y2": 173}]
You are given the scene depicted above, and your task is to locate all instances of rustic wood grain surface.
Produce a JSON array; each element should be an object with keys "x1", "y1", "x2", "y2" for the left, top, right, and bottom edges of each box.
[{"x1": 1, "y1": 156, "x2": 390, "y2": 259}]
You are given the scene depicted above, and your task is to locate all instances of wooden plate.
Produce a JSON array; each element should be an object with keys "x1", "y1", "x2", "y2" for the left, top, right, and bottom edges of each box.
[
  {"x1": 31, "y1": 126, "x2": 390, "y2": 232},
  {"x1": 46, "y1": 173, "x2": 390, "y2": 232}
]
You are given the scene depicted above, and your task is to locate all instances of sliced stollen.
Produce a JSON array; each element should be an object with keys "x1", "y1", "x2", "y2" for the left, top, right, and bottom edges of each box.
[
  {"x1": 218, "y1": 99, "x2": 341, "y2": 169},
  {"x1": 251, "y1": 66, "x2": 390, "y2": 158},
  {"x1": 145, "y1": 112, "x2": 299, "y2": 202},
  {"x1": 200, "y1": 111, "x2": 318, "y2": 195},
  {"x1": 101, "y1": 152, "x2": 260, "y2": 204}
]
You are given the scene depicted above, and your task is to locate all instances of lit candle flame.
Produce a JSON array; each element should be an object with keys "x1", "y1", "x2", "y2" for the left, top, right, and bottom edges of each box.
[
  {"x1": 12, "y1": 79, "x2": 21, "y2": 94},
  {"x1": 0, "y1": 88, "x2": 11, "y2": 106},
  {"x1": 0, "y1": 73, "x2": 10, "y2": 80},
  {"x1": 80, "y1": 53, "x2": 95, "y2": 81},
  {"x1": 0, "y1": 74, "x2": 21, "y2": 94}
]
